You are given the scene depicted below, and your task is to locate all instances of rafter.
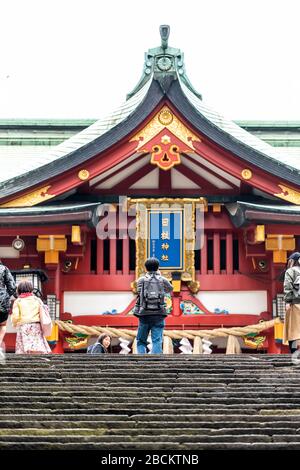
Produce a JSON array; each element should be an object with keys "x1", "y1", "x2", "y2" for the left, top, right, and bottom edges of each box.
[
  {"x1": 91, "y1": 153, "x2": 146, "y2": 188},
  {"x1": 182, "y1": 153, "x2": 237, "y2": 188},
  {"x1": 113, "y1": 164, "x2": 155, "y2": 191}
]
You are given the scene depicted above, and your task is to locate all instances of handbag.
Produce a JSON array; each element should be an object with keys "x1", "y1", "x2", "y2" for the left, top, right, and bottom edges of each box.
[{"x1": 38, "y1": 300, "x2": 52, "y2": 337}]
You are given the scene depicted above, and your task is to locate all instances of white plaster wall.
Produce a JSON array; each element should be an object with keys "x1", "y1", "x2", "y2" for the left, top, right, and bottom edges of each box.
[
  {"x1": 63, "y1": 291, "x2": 135, "y2": 316},
  {"x1": 195, "y1": 291, "x2": 268, "y2": 315}
]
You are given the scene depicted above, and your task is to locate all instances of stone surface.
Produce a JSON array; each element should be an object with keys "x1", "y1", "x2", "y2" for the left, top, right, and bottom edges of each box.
[{"x1": 0, "y1": 353, "x2": 300, "y2": 449}]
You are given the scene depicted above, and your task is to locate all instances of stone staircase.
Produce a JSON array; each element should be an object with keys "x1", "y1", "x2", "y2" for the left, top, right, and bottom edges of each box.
[{"x1": 0, "y1": 353, "x2": 300, "y2": 450}]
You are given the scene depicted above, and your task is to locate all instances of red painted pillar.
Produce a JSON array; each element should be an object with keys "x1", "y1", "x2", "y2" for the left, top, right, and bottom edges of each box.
[
  {"x1": 226, "y1": 232, "x2": 233, "y2": 275},
  {"x1": 52, "y1": 262, "x2": 64, "y2": 354},
  {"x1": 97, "y1": 238, "x2": 104, "y2": 274},
  {"x1": 267, "y1": 329, "x2": 282, "y2": 354},
  {"x1": 172, "y1": 295, "x2": 181, "y2": 316},
  {"x1": 110, "y1": 239, "x2": 117, "y2": 275},
  {"x1": 200, "y1": 233, "x2": 207, "y2": 275},
  {"x1": 213, "y1": 232, "x2": 220, "y2": 275},
  {"x1": 267, "y1": 260, "x2": 282, "y2": 354},
  {"x1": 122, "y1": 237, "x2": 129, "y2": 275}
]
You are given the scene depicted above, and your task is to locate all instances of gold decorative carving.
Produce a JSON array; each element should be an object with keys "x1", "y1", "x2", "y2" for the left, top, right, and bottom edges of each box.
[
  {"x1": 130, "y1": 105, "x2": 201, "y2": 151},
  {"x1": 274, "y1": 184, "x2": 300, "y2": 205},
  {"x1": 78, "y1": 169, "x2": 90, "y2": 180},
  {"x1": 0, "y1": 185, "x2": 53, "y2": 208},
  {"x1": 241, "y1": 169, "x2": 252, "y2": 180},
  {"x1": 149, "y1": 142, "x2": 181, "y2": 170},
  {"x1": 128, "y1": 197, "x2": 206, "y2": 293},
  {"x1": 158, "y1": 109, "x2": 173, "y2": 125}
]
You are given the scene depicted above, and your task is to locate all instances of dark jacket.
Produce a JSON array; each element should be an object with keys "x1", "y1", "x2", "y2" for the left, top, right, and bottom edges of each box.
[
  {"x1": 87, "y1": 342, "x2": 107, "y2": 354},
  {"x1": 133, "y1": 272, "x2": 173, "y2": 317},
  {"x1": 284, "y1": 266, "x2": 300, "y2": 304},
  {"x1": 0, "y1": 263, "x2": 16, "y2": 314}
]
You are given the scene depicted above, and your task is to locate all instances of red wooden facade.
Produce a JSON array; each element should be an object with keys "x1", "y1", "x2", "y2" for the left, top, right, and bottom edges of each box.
[{"x1": 1, "y1": 28, "x2": 300, "y2": 353}]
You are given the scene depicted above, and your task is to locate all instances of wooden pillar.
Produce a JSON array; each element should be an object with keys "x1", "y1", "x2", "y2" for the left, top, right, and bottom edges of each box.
[
  {"x1": 213, "y1": 232, "x2": 220, "y2": 275},
  {"x1": 52, "y1": 263, "x2": 64, "y2": 354},
  {"x1": 122, "y1": 237, "x2": 129, "y2": 275},
  {"x1": 109, "y1": 239, "x2": 116, "y2": 275},
  {"x1": 54, "y1": 263, "x2": 61, "y2": 300},
  {"x1": 226, "y1": 232, "x2": 233, "y2": 275},
  {"x1": 200, "y1": 233, "x2": 207, "y2": 275},
  {"x1": 172, "y1": 296, "x2": 181, "y2": 317},
  {"x1": 267, "y1": 261, "x2": 282, "y2": 354},
  {"x1": 267, "y1": 329, "x2": 282, "y2": 354},
  {"x1": 96, "y1": 238, "x2": 104, "y2": 275}
]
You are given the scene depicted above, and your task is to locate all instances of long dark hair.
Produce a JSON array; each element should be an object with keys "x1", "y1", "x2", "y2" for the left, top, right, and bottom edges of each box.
[{"x1": 97, "y1": 333, "x2": 112, "y2": 352}]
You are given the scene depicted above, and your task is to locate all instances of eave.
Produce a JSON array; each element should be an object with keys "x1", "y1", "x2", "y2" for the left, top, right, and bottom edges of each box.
[
  {"x1": 0, "y1": 203, "x2": 101, "y2": 227},
  {"x1": 227, "y1": 201, "x2": 300, "y2": 228}
]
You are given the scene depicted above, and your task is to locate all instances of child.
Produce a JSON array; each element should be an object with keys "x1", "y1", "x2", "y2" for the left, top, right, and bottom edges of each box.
[{"x1": 11, "y1": 281, "x2": 51, "y2": 354}]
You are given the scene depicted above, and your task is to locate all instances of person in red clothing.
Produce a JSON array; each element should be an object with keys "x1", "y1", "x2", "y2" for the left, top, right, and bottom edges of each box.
[{"x1": 12, "y1": 281, "x2": 51, "y2": 355}]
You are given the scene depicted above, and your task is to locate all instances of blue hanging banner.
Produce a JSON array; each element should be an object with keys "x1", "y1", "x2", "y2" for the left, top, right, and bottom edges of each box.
[{"x1": 147, "y1": 209, "x2": 184, "y2": 270}]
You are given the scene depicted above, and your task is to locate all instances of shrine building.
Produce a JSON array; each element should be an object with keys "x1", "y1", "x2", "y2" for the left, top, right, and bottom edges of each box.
[{"x1": 1, "y1": 26, "x2": 300, "y2": 353}]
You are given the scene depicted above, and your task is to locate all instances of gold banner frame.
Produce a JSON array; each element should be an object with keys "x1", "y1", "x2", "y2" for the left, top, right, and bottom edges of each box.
[{"x1": 128, "y1": 197, "x2": 206, "y2": 293}]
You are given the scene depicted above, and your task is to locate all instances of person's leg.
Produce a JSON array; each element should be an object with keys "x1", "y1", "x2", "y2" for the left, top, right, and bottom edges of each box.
[
  {"x1": 137, "y1": 318, "x2": 151, "y2": 354},
  {"x1": 150, "y1": 318, "x2": 165, "y2": 354},
  {"x1": 289, "y1": 340, "x2": 298, "y2": 354},
  {"x1": 0, "y1": 322, "x2": 7, "y2": 348}
]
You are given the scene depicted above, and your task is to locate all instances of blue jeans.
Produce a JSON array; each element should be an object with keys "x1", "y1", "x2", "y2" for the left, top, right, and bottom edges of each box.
[{"x1": 136, "y1": 316, "x2": 165, "y2": 354}]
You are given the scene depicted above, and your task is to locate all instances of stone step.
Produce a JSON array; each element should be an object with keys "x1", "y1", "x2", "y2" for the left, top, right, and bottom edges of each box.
[
  {"x1": 1, "y1": 353, "x2": 299, "y2": 450},
  {"x1": 0, "y1": 434, "x2": 277, "y2": 443},
  {"x1": 1, "y1": 403, "x2": 300, "y2": 415},
  {"x1": 3, "y1": 391, "x2": 300, "y2": 401},
  {"x1": 2, "y1": 420, "x2": 300, "y2": 430},
  {"x1": 1, "y1": 441, "x2": 300, "y2": 450},
  {"x1": 0, "y1": 426, "x2": 299, "y2": 435}
]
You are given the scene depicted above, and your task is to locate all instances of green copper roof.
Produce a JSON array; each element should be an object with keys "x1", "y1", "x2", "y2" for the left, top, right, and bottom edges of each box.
[{"x1": 127, "y1": 25, "x2": 202, "y2": 100}]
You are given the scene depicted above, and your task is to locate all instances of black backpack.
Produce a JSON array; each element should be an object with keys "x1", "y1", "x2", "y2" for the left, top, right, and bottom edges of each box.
[{"x1": 142, "y1": 274, "x2": 165, "y2": 311}]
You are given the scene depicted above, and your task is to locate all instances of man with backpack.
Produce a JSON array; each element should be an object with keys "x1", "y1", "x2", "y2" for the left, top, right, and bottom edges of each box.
[{"x1": 133, "y1": 257, "x2": 173, "y2": 354}]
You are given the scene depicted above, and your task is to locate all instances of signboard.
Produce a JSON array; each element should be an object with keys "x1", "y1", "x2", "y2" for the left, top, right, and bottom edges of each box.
[{"x1": 147, "y1": 209, "x2": 184, "y2": 270}]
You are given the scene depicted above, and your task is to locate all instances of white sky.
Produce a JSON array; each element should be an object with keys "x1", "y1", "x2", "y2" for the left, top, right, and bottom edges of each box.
[{"x1": 1, "y1": 0, "x2": 300, "y2": 120}]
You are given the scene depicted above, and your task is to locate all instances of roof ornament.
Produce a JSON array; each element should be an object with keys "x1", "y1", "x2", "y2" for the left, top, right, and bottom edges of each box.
[
  {"x1": 126, "y1": 25, "x2": 202, "y2": 101},
  {"x1": 160, "y1": 25, "x2": 170, "y2": 51}
]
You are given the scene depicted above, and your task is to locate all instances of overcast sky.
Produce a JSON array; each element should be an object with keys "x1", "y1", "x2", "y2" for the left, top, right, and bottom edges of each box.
[{"x1": 1, "y1": 0, "x2": 300, "y2": 120}]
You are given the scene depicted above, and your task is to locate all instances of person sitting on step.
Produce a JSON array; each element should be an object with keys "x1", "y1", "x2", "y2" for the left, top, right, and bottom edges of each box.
[{"x1": 87, "y1": 333, "x2": 111, "y2": 354}]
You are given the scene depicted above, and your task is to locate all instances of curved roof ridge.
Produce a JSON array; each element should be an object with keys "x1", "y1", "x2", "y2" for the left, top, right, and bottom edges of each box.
[
  {"x1": 179, "y1": 80, "x2": 300, "y2": 173},
  {"x1": 0, "y1": 78, "x2": 152, "y2": 185}
]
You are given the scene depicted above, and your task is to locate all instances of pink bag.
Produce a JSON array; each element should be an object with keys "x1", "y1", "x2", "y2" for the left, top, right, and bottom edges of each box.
[{"x1": 39, "y1": 301, "x2": 52, "y2": 337}]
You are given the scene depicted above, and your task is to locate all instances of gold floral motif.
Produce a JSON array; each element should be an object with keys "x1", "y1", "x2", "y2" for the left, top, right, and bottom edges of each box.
[
  {"x1": 241, "y1": 169, "x2": 252, "y2": 180},
  {"x1": 274, "y1": 184, "x2": 300, "y2": 205},
  {"x1": 130, "y1": 105, "x2": 200, "y2": 151},
  {"x1": 0, "y1": 185, "x2": 54, "y2": 207},
  {"x1": 158, "y1": 109, "x2": 173, "y2": 125},
  {"x1": 78, "y1": 169, "x2": 90, "y2": 180}
]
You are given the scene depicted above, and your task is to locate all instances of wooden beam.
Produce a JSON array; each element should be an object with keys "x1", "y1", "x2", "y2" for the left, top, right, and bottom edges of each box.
[
  {"x1": 91, "y1": 153, "x2": 143, "y2": 188},
  {"x1": 113, "y1": 164, "x2": 154, "y2": 191},
  {"x1": 182, "y1": 153, "x2": 237, "y2": 189},
  {"x1": 159, "y1": 169, "x2": 172, "y2": 191}
]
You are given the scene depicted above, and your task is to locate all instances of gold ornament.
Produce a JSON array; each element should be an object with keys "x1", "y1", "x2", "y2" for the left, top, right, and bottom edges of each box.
[
  {"x1": 0, "y1": 185, "x2": 53, "y2": 207},
  {"x1": 130, "y1": 105, "x2": 200, "y2": 150},
  {"x1": 78, "y1": 169, "x2": 90, "y2": 181},
  {"x1": 241, "y1": 169, "x2": 252, "y2": 180},
  {"x1": 158, "y1": 109, "x2": 173, "y2": 125},
  {"x1": 274, "y1": 184, "x2": 300, "y2": 205}
]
